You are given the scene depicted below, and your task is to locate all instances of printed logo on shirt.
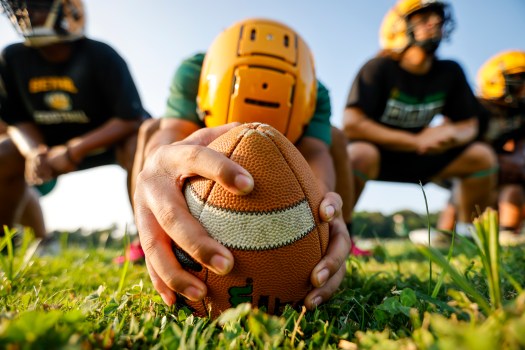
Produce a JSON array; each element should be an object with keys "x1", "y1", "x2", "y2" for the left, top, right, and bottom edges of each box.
[
  {"x1": 29, "y1": 76, "x2": 78, "y2": 94},
  {"x1": 44, "y1": 92, "x2": 72, "y2": 111},
  {"x1": 34, "y1": 110, "x2": 89, "y2": 124},
  {"x1": 380, "y1": 89, "x2": 445, "y2": 128}
]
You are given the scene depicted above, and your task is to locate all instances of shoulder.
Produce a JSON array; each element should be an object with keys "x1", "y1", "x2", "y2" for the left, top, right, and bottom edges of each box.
[
  {"x1": 176, "y1": 53, "x2": 205, "y2": 76},
  {"x1": 357, "y1": 56, "x2": 395, "y2": 81},
  {"x1": 361, "y1": 56, "x2": 395, "y2": 71},
  {"x1": 172, "y1": 53, "x2": 205, "y2": 86},
  {"x1": 433, "y1": 59, "x2": 465, "y2": 75},
  {"x1": 1, "y1": 42, "x2": 30, "y2": 61},
  {"x1": 77, "y1": 38, "x2": 126, "y2": 63}
]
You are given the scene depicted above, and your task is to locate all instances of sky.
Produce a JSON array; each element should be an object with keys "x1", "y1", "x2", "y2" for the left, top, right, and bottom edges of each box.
[{"x1": 0, "y1": 0, "x2": 524, "y2": 232}]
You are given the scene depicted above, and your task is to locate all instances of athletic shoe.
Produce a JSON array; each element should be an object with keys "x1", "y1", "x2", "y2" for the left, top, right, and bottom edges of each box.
[
  {"x1": 408, "y1": 228, "x2": 452, "y2": 248},
  {"x1": 349, "y1": 236, "x2": 372, "y2": 256},
  {"x1": 499, "y1": 230, "x2": 525, "y2": 246}
]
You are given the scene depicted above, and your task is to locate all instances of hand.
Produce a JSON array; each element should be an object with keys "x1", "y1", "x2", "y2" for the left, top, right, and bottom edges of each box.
[
  {"x1": 304, "y1": 192, "x2": 350, "y2": 309},
  {"x1": 134, "y1": 123, "x2": 254, "y2": 305},
  {"x1": 25, "y1": 145, "x2": 53, "y2": 185},
  {"x1": 415, "y1": 123, "x2": 457, "y2": 155},
  {"x1": 47, "y1": 145, "x2": 78, "y2": 175}
]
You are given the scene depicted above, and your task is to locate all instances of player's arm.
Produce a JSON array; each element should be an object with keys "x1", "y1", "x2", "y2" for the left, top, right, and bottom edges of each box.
[
  {"x1": 343, "y1": 107, "x2": 420, "y2": 151},
  {"x1": 65, "y1": 117, "x2": 141, "y2": 164},
  {"x1": 8, "y1": 122, "x2": 53, "y2": 184},
  {"x1": 143, "y1": 118, "x2": 201, "y2": 158},
  {"x1": 296, "y1": 136, "x2": 335, "y2": 194}
]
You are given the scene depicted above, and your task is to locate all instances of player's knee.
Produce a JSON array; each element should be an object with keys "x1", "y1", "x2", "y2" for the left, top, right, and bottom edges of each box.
[
  {"x1": 347, "y1": 142, "x2": 380, "y2": 177},
  {"x1": 464, "y1": 142, "x2": 497, "y2": 171}
]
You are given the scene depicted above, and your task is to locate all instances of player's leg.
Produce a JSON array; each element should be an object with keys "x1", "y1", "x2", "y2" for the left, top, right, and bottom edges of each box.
[
  {"x1": 434, "y1": 142, "x2": 498, "y2": 232},
  {"x1": 330, "y1": 127, "x2": 354, "y2": 223},
  {"x1": 498, "y1": 184, "x2": 524, "y2": 232},
  {"x1": 346, "y1": 141, "x2": 380, "y2": 207}
]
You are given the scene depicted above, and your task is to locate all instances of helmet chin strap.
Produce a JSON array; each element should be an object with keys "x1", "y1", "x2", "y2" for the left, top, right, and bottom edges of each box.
[{"x1": 413, "y1": 38, "x2": 441, "y2": 55}]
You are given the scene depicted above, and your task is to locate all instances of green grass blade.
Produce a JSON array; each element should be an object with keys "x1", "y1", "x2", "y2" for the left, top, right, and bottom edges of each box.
[{"x1": 416, "y1": 245, "x2": 492, "y2": 314}]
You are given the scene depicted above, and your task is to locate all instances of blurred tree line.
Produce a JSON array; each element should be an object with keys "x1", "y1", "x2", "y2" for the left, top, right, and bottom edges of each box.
[{"x1": 352, "y1": 210, "x2": 440, "y2": 238}]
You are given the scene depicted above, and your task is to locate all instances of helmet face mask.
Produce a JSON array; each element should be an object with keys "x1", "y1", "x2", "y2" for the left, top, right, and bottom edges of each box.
[
  {"x1": 197, "y1": 18, "x2": 317, "y2": 144},
  {"x1": 0, "y1": 0, "x2": 85, "y2": 47},
  {"x1": 477, "y1": 51, "x2": 525, "y2": 106},
  {"x1": 380, "y1": 0, "x2": 454, "y2": 54}
]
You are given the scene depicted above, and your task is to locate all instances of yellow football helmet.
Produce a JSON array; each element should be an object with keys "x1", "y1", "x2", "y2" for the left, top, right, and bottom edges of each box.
[
  {"x1": 0, "y1": 0, "x2": 85, "y2": 47},
  {"x1": 379, "y1": 0, "x2": 454, "y2": 52},
  {"x1": 477, "y1": 50, "x2": 525, "y2": 102},
  {"x1": 197, "y1": 18, "x2": 317, "y2": 144}
]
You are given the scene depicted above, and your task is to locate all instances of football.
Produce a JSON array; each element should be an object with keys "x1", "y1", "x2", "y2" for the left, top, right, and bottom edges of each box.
[{"x1": 176, "y1": 122, "x2": 329, "y2": 318}]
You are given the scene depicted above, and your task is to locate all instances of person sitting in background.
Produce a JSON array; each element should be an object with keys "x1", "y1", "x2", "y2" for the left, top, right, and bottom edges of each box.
[
  {"x1": 342, "y1": 0, "x2": 498, "y2": 245},
  {"x1": 132, "y1": 18, "x2": 351, "y2": 309},
  {"x1": 0, "y1": 0, "x2": 149, "y2": 239},
  {"x1": 437, "y1": 50, "x2": 525, "y2": 245}
]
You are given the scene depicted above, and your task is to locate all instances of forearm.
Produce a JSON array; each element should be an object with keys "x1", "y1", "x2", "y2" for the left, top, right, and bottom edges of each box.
[
  {"x1": 67, "y1": 118, "x2": 140, "y2": 161},
  {"x1": 7, "y1": 123, "x2": 46, "y2": 157},
  {"x1": 296, "y1": 137, "x2": 335, "y2": 194},
  {"x1": 145, "y1": 118, "x2": 201, "y2": 158},
  {"x1": 451, "y1": 118, "x2": 478, "y2": 146},
  {"x1": 343, "y1": 108, "x2": 418, "y2": 152}
]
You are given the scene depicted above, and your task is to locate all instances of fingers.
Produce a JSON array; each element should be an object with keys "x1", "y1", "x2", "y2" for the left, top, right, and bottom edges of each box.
[
  {"x1": 136, "y1": 169, "x2": 234, "y2": 276},
  {"x1": 319, "y1": 191, "x2": 343, "y2": 223},
  {"x1": 310, "y1": 216, "x2": 350, "y2": 288},
  {"x1": 135, "y1": 203, "x2": 208, "y2": 302},
  {"x1": 304, "y1": 263, "x2": 346, "y2": 310},
  {"x1": 154, "y1": 142, "x2": 254, "y2": 195},
  {"x1": 180, "y1": 122, "x2": 241, "y2": 147},
  {"x1": 303, "y1": 191, "x2": 350, "y2": 309}
]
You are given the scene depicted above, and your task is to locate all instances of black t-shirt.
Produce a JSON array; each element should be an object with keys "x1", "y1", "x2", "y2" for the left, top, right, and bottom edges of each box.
[
  {"x1": 1, "y1": 38, "x2": 145, "y2": 146},
  {"x1": 478, "y1": 99, "x2": 525, "y2": 154},
  {"x1": 346, "y1": 56, "x2": 478, "y2": 134}
]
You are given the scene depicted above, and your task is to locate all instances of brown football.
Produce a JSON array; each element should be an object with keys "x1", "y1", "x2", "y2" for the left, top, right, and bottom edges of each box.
[{"x1": 177, "y1": 122, "x2": 329, "y2": 318}]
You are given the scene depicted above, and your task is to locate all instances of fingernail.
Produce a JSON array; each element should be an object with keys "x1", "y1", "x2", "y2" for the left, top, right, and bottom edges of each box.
[
  {"x1": 183, "y1": 286, "x2": 205, "y2": 301},
  {"x1": 210, "y1": 254, "x2": 232, "y2": 275},
  {"x1": 324, "y1": 205, "x2": 335, "y2": 220},
  {"x1": 317, "y1": 268, "x2": 329, "y2": 287},
  {"x1": 160, "y1": 292, "x2": 175, "y2": 306},
  {"x1": 234, "y1": 173, "x2": 253, "y2": 193},
  {"x1": 311, "y1": 296, "x2": 322, "y2": 308}
]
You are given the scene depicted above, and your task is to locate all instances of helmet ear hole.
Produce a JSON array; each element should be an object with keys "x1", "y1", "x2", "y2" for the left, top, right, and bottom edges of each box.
[
  {"x1": 284, "y1": 35, "x2": 289, "y2": 47},
  {"x1": 262, "y1": 83, "x2": 268, "y2": 90},
  {"x1": 250, "y1": 29, "x2": 256, "y2": 41}
]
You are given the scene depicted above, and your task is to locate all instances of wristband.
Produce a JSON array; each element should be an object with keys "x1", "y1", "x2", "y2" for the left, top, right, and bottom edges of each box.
[{"x1": 66, "y1": 146, "x2": 80, "y2": 166}]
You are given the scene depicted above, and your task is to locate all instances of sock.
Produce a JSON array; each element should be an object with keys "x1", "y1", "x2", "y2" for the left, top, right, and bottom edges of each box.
[{"x1": 455, "y1": 222, "x2": 474, "y2": 237}]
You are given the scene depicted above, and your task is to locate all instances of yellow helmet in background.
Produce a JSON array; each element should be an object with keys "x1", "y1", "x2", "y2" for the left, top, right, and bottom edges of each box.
[
  {"x1": 477, "y1": 50, "x2": 525, "y2": 102},
  {"x1": 197, "y1": 18, "x2": 317, "y2": 144},
  {"x1": 379, "y1": 0, "x2": 454, "y2": 52}
]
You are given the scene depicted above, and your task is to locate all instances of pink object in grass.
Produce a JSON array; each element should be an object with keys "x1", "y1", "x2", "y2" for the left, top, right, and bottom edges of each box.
[{"x1": 113, "y1": 242, "x2": 145, "y2": 264}]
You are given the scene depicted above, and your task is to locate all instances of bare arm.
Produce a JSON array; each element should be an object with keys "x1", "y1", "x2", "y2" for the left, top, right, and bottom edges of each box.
[
  {"x1": 296, "y1": 136, "x2": 335, "y2": 194},
  {"x1": 344, "y1": 107, "x2": 479, "y2": 154},
  {"x1": 343, "y1": 107, "x2": 419, "y2": 151},
  {"x1": 66, "y1": 117, "x2": 141, "y2": 163},
  {"x1": 144, "y1": 118, "x2": 201, "y2": 158},
  {"x1": 8, "y1": 122, "x2": 52, "y2": 184}
]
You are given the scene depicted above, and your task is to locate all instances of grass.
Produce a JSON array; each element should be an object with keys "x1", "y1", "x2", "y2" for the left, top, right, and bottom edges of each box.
[{"x1": 1, "y1": 219, "x2": 525, "y2": 349}]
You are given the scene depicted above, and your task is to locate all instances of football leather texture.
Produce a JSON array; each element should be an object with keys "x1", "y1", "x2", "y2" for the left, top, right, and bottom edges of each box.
[{"x1": 177, "y1": 122, "x2": 329, "y2": 318}]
